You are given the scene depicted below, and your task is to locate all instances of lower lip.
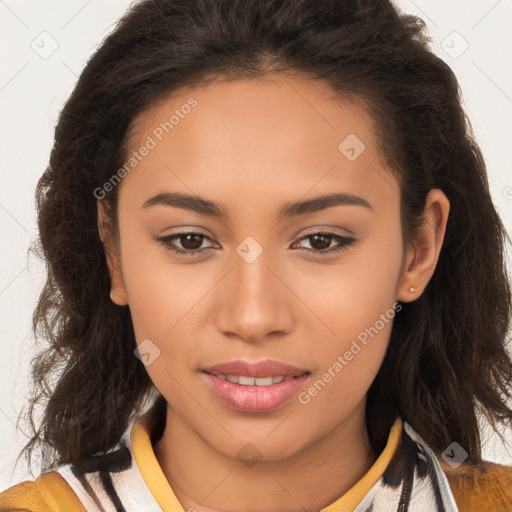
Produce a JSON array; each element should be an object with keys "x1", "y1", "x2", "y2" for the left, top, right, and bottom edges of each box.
[{"x1": 203, "y1": 373, "x2": 310, "y2": 413}]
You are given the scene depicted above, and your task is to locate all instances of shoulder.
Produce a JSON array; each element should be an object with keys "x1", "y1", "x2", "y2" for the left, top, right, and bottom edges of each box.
[
  {"x1": 0, "y1": 471, "x2": 86, "y2": 512},
  {"x1": 440, "y1": 460, "x2": 512, "y2": 512}
]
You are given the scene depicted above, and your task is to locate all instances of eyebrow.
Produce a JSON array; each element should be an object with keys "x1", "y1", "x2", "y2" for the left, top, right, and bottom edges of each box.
[{"x1": 142, "y1": 191, "x2": 372, "y2": 219}]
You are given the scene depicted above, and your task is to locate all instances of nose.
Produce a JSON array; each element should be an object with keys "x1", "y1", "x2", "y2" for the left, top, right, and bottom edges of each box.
[{"x1": 214, "y1": 244, "x2": 294, "y2": 344}]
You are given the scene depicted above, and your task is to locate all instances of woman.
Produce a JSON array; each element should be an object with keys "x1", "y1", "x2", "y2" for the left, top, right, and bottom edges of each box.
[{"x1": 1, "y1": 0, "x2": 512, "y2": 510}]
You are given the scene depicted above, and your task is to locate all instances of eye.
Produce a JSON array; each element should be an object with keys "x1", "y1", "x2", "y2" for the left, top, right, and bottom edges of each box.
[
  {"x1": 154, "y1": 230, "x2": 356, "y2": 257},
  {"x1": 293, "y1": 231, "x2": 356, "y2": 255},
  {"x1": 155, "y1": 232, "x2": 216, "y2": 256}
]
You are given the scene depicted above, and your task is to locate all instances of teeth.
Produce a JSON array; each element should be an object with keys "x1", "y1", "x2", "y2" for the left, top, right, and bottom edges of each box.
[
  {"x1": 215, "y1": 375, "x2": 292, "y2": 386},
  {"x1": 239, "y1": 376, "x2": 256, "y2": 386},
  {"x1": 254, "y1": 377, "x2": 273, "y2": 386}
]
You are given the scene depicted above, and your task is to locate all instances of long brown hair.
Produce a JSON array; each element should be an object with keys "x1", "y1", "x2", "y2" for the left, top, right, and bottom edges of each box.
[{"x1": 18, "y1": 0, "x2": 512, "y2": 473}]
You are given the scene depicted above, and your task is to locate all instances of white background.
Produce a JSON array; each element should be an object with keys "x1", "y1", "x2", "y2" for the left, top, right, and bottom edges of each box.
[{"x1": 1, "y1": 0, "x2": 511, "y2": 493}]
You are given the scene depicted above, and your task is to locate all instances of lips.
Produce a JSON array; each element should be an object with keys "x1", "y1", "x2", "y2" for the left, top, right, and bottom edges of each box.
[
  {"x1": 203, "y1": 359, "x2": 309, "y2": 378},
  {"x1": 201, "y1": 360, "x2": 310, "y2": 413}
]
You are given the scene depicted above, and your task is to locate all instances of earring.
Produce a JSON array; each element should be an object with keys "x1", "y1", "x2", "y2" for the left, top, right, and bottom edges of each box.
[
  {"x1": 408, "y1": 286, "x2": 417, "y2": 293},
  {"x1": 110, "y1": 288, "x2": 120, "y2": 301}
]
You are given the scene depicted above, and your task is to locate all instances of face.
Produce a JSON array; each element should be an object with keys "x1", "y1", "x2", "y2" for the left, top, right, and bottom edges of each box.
[{"x1": 100, "y1": 72, "x2": 430, "y2": 462}]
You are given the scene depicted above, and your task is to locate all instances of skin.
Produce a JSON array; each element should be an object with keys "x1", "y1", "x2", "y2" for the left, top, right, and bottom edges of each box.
[{"x1": 98, "y1": 72, "x2": 450, "y2": 512}]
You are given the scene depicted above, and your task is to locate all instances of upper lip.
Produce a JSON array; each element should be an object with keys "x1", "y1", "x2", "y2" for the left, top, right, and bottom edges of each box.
[{"x1": 203, "y1": 360, "x2": 309, "y2": 378}]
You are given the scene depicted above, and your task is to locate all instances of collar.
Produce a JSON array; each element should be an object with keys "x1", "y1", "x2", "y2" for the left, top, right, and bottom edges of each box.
[
  {"x1": 55, "y1": 408, "x2": 458, "y2": 511},
  {"x1": 130, "y1": 411, "x2": 408, "y2": 511}
]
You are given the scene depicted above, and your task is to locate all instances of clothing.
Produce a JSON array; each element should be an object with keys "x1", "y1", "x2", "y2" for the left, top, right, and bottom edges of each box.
[{"x1": 1, "y1": 410, "x2": 511, "y2": 512}]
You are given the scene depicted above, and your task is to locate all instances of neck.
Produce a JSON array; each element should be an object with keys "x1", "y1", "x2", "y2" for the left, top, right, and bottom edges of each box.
[{"x1": 153, "y1": 400, "x2": 376, "y2": 512}]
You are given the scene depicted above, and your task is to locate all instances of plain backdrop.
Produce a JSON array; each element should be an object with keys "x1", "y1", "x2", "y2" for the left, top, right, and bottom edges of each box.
[{"x1": 1, "y1": 0, "x2": 511, "y2": 493}]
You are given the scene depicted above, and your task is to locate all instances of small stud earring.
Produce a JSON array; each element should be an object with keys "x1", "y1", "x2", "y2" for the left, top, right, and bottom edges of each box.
[{"x1": 408, "y1": 286, "x2": 417, "y2": 293}]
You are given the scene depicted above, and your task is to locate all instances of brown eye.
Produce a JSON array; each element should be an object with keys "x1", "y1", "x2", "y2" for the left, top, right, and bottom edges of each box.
[
  {"x1": 154, "y1": 230, "x2": 356, "y2": 258},
  {"x1": 308, "y1": 234, "x2": 333, "y2": 251},
  {"x1": 178, "y1": 233, "x2": 205, "y2": 251},
  {"x1": 295, "y1": 232, "x2": 356, "y2": 254},
  {"x1": 154, "y1": 232, "x2": 216, "y2": 256}
]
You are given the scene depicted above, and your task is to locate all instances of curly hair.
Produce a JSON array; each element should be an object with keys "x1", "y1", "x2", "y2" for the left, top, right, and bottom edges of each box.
[{"x1": 17, "y1": 0, "x2": 512, "y2": 474}]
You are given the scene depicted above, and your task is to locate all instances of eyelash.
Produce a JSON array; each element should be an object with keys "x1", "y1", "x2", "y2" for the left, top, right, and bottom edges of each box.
[{"x1": 154, "y1": 231, "x2": 356, "y2": 257}]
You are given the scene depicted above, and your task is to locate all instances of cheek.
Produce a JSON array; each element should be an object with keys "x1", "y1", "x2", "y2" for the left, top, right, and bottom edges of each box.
[
  {"x1": 295, "y1": 229, "x2": 403, "y2": 341},
  {"x1": 124, "y1": 262, "x2": 201, "y2": 339},
  {"x1": 297, "y1": 343, "x2": 387, "y2": 427},
  {"x1": 120, "y1": 243, "x2": 204, "y2": 391},
  {"x1": 297, "y1": 305, "x2": 395, "y2": 420},
  {"x1": 117, "y1": 221, "x2": 210, "y2": 339},
  {"x1": 293, "y1": 230, "x2": 402, "y2": 407}
]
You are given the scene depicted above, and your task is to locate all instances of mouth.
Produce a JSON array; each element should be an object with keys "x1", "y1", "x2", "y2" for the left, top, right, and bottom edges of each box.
[{"x1": 201, "y1": 360, "x2": 311, "y2": 413}]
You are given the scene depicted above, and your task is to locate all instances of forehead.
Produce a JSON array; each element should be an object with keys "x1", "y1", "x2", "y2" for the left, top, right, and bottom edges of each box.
[
  {"x1": 130, "y1": 72, "x2": 374, "y2": 150},
  {"x1": 121, "y1": 73, "x2": 399, "y2": 212}
]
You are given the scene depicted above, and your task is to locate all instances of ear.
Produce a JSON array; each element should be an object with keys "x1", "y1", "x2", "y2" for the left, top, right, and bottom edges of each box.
[
  {"x1": 397, "y1": 189, "x2": 450, "y2": 302},
  {"x1": 97, "y1": 200, "x2": 128, "y2": 306}
]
